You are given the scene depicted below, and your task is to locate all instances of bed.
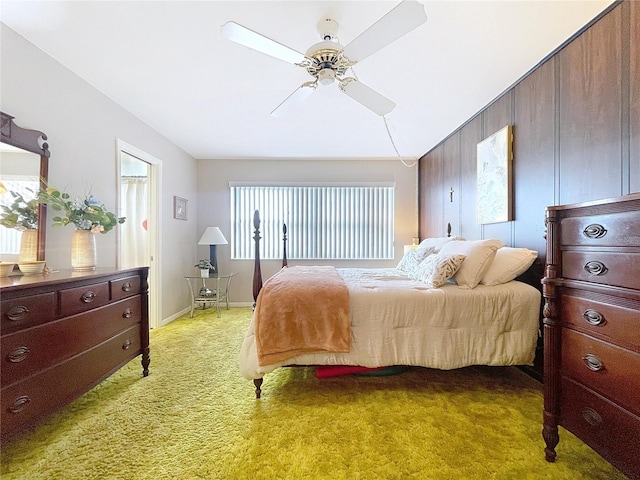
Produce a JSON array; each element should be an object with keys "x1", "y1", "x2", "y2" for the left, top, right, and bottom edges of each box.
[{"x1": 240, "y1": 211, "x2": 542, "y2": 398}]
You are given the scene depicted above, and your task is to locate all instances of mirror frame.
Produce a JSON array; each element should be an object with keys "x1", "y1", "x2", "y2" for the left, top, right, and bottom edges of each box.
[{"x1": 1, "y1": 111, "x2": 50, "y2": 261}]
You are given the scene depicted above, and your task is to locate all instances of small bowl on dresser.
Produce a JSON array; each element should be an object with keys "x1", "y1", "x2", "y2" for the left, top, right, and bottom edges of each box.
[
  {"x1": 18, "y1": 261, "x2": 46, "y2": 276},
  {"x1": 0, "y1": 262, "x2": 16, "y2": 277}
]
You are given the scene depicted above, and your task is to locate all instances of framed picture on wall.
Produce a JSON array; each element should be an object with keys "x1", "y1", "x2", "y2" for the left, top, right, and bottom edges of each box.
[
  {"x1": 476, "y1": 125, "x2": 513, "y2": 224},
  {"x1": 174, "y1": 196, "x2": 188, "y2": 220}
]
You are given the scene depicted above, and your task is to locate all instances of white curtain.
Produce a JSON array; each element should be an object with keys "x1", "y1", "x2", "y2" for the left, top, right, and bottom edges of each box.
[{"x1": 120, "y1": 177, "x2": 148, "y2": 267}]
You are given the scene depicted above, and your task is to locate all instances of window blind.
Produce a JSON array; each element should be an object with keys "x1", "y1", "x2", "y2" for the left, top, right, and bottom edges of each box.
[{"x1": 230, "y1": 184, "x2": 394, "y2": 260}]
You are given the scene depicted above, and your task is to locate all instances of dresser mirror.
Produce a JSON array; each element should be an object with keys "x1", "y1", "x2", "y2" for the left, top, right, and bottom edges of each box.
[{"x1": 0, "y1": 112, "x2": 50, "y2": 261}]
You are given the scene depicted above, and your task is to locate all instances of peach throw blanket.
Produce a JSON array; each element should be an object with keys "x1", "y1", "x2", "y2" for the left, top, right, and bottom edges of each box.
[{"x1": 255, "y1": 266, "x2": 351, "y2": 366}]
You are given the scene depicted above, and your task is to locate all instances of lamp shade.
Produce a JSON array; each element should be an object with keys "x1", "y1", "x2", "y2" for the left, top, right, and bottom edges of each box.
[{"x1": 198, "y1": 227, "x2": 228, "y2": 245}]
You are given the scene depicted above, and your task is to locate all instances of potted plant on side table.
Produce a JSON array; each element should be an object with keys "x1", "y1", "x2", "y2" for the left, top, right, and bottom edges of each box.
[{"x1": 195, "y1": 259, "x2": 214, "y2": 278}]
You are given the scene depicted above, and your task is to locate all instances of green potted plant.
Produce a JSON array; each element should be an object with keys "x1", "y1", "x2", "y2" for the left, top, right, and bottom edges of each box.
[
  {"x1": 38, "y1": 187, "x2": 125, "y2": 233},
  {"x1": 0, "y1": 189, "x2": 40, "y2": 262},
  {"x1": 195, "y1": 259, "x2": 214, "y2": 277},
  {"x1": 38, "y1": 186, "x2": 125, "y2": 271},
  {"x1": 0, "y1": 190, "x2": 39, "y2": 231}
]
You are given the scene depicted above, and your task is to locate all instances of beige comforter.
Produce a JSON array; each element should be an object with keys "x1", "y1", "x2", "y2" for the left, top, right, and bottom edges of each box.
[
  {"x1": 255, "y1": 266, "x2": 350, "y2": 366},
  {"x1": 239, "y1": 268, "x2": 541, "y2": 380}
]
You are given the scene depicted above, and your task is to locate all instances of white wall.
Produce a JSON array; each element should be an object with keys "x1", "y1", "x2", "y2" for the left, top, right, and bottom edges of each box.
[
  {"x1": 1, "y1": 24, "x2": 197, "y2": 324},
  {"x1": 196, "y1": 158, "x2": 418, "y2": 304}
]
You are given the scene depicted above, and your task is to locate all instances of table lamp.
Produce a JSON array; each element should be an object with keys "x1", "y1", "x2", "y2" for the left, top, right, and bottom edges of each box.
[{"x1": 198, "y1": 227, "x2": 228, "y2": 273}]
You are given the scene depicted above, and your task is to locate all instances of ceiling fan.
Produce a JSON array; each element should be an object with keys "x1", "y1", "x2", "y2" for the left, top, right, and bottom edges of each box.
[{"x1": 221, "y1": 0, "x2": 427, "y2": 117}]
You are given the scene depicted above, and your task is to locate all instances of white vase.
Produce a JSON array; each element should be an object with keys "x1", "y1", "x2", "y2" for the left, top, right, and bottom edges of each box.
[
  {"x1": 18, "y1": 229, "x2": 38, "y2": 262},
  {"x1": 200, "y1": 269, "x2": 209, "y2": 278},
  {"x1": 71, "y1": 229, "x2": 97, "y2": 271}
]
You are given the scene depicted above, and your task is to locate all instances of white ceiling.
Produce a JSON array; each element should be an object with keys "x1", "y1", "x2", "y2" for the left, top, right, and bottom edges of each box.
[{"x1": 1, "y1": 1, "x2": 614, "y2": 161}]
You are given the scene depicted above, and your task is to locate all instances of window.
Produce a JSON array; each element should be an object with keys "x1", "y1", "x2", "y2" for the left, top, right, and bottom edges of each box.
[{"x1": 230, "y1": 184, "x2": 394, "y2": 260}]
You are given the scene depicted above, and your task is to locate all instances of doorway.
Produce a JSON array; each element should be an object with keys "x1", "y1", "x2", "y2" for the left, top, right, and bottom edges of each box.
[{"x1": 117, "y1": 140, "x2": 161, "y2": 329}]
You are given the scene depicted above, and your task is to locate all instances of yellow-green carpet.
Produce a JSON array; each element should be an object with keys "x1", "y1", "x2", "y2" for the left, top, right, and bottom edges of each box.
[{"x1": 0, "y1": 307, "x2": 626, "y2": 479}]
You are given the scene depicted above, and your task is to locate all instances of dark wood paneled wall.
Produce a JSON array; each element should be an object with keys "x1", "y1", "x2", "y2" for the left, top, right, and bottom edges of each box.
[
  {"x1": 558, "y1": 5, "x2": 623, "y2": 204},
  {"x1": 419, "y1": 1, "x2": 639, "y2": 260}
]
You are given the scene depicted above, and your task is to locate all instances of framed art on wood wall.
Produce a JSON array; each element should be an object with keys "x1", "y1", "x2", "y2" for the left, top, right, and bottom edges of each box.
[
  {"x1": 174, "y1": 196, "x2": 188, "y2": 220},
  {"x1": 476, "y1": 125, "x2": 513, "y2": 224}
]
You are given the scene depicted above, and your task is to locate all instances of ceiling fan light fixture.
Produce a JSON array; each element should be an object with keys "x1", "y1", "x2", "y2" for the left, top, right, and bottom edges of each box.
[{"x1": 317, "y1": 68, "x2": 335, "y2": 85}]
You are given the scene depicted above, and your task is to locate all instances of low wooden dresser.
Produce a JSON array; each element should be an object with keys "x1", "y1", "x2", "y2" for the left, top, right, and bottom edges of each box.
[
  {"x1": 1, "y1": 267, "x2": 149, "y2": 441},
  {"x1": 542, "y1": 193, "x2": 640, "y2": 479}
]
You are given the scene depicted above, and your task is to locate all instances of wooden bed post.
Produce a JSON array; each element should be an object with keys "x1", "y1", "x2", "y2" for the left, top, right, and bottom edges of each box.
[
  {"x1": 253, "y1": 378, "x2": 263, "y2": 399},
  {"x1": 252, "y1": 210, "x2": 263, "y2": 308},
  {"x1": 251, "y1": 211, "x2": 265, "y2": 399},
  {"x1": 282, "y1": 224, "x2": 288, "y2": 267}
]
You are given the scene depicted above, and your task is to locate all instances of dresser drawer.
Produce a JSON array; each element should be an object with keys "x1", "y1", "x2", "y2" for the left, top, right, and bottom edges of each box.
[
  {"x1": 1, "y1": 325, "x2": 143, "y2": 439},
  {"x1": 561, "y1": 210, "x2": 640, "y2": 247},
  {"x1": 560, "y1": 377, "x2": 640, "y2": 477},
  {"x1": 1, "y1": 296, "x2": 142, "y2": 388},
  {"x1": 561, "y1": 328, "x2": 640, "y2": 416},
  {"x1": 562, "y1": 251, "x2": 640, "y2": 290},
  {"x1": 561, "y1": 292, "x2": 640, "y2": 350},
  {"x1": 111, "y1": 275, "x2": 142, "y2": 301},
  {"x1": 0, "y1": 292, "x2": 56, "y2": 335},
  {"x1": 59, "y1": 281, "x2": 110, "y2": 317}
]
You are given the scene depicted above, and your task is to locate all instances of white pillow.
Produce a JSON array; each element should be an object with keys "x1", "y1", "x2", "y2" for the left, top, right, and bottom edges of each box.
[
  {"x1": 481, "y1": 247, "x2": 538, "y2": 286},
  {"x1": 439, "y1": 239, "x2": 505, "y2": 289},
  {"x1": 411, "y1": 253, "x2": 466, "y2": 288},
  {"x1": 417, "y1": 236, "x2": 465, "y2": 254},
  {"x1": 396, "y1": 246, "x2": 435, "y2": 274}
]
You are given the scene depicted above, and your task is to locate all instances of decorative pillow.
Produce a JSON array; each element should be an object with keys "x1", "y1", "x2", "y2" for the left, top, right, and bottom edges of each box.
[
  {"x1": 438, "y1": 239, "x2": 505, "y2": 288},
  {"x1": 417, "y1": 236, "x2": 465, "y2": 255},
  {"x1": 481, "y1": 247, "x2": 538, "y2": 286},
  {"x1": 397, "y1": 246, "x2": 435, "y2": 274},
  {"x1": 411, "y1": 253, "x2": 466, "y2": 288}
]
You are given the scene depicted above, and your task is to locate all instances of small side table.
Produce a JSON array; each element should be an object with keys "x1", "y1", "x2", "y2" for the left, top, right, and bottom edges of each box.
[{"x1": 185, "y1": 273, "x2": 237, "y2": 318}]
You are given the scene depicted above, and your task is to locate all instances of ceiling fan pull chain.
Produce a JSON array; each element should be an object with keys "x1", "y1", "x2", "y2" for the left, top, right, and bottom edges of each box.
[{"x1": 383, "y1": 116, "x2": 417, "y2": 168}]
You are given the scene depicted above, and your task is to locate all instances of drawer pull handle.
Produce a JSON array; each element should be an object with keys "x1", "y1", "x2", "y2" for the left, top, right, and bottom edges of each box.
[
  {"x1": 122, "y1": 339, "x2": 132, "y2": 350},
  {"x1": 7, "y1": 305, "x2": 29, "y2": 321},
  {"x1": 581, "y1": 407, "x2": 603, "y2": 427},
  {"x1": 583, "y1": 354, "x2": 604, "y2": 372},
  {"x1": 584, "y1": 261, "x2": 608, "y2": 276},
  {"x1": 81, "y1": 291, "x2": 96, "y2": 303},
  {"x1": 9, "y1": 395, "x2": 31, "y2": 414},
  {"x1": 583, "y1": 224, "x2": 607, "y2": 239},
  {"x1": 582, "y1": 309, "x2": 605, "y2": 326},
  {"x1": 8, "y1": 346, "x2": 30, "y2": 363},
  {"x1": 122, "y1": 282, "x2": 132, "y2": 292},
  {"x1": 122, "y1": 308, "x2": 132, "y2": 319}
]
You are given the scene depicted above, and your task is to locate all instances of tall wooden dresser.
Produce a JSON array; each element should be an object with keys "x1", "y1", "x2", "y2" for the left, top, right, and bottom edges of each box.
[
  {"x1": 542, "y1": 193, "x2": 640, "y2": 479},
  {"x1": 1, "y1": 267, "x2": 149, "y2": 442}
]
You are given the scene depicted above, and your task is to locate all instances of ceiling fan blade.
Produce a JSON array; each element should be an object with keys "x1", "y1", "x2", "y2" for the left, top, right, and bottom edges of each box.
[
  {"x1": 221, "y1": 21, "x2": 306, "y2": 65},
  {"x1": 340, "y1": 80, "x2": 396, "y2": 116},
  {"x1": 343, "y1": 0, "x2": 427, "y2": 63},
  {"x1": 270, "y1": 83, "x2": 317, "y2": 117}
]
